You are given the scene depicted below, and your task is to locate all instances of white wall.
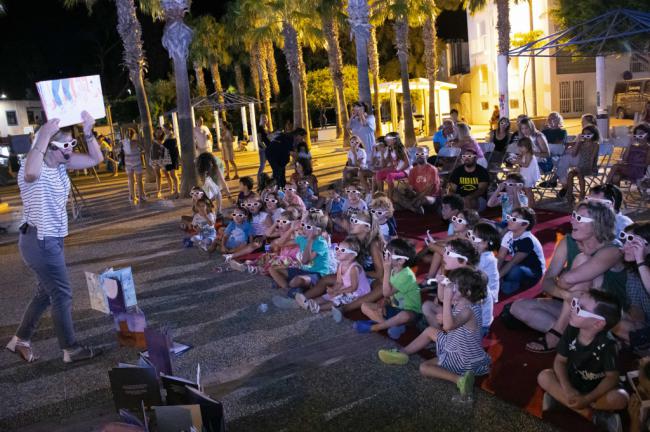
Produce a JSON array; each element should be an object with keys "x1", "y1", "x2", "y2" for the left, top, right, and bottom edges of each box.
[{"x1": 0, "y1": 100, "x2": 43, "y2": 137}]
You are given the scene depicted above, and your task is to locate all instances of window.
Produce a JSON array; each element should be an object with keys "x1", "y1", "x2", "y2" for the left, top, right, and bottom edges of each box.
[
  {"x1": 630, "y1": 53, "x2": 649, "y2": 73},
  {"x1": 481, "y1": 102, "x2": 489, "y2": 110},
  {"x1": 6, "y1": 111, "x2": 17, "y2": 126},
  {"x1": 27, "y1": 110, "x2": 35, "y2": 124},
  {"x1": 509, "y1": 99, "x2": 519, "y2": 109},
  {"x1": 559, "y1": 81, "x2": 571, "y2": 113}
]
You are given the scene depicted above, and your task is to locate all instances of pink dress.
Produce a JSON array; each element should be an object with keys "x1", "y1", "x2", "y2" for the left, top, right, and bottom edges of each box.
[{"x1": 322, "y1": 262, "x2": 371, "y2": 306}]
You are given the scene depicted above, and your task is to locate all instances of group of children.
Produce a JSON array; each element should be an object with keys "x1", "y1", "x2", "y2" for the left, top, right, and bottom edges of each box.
[{"x1": 176, "y1": 130, "x2": 644, "y2": 431}]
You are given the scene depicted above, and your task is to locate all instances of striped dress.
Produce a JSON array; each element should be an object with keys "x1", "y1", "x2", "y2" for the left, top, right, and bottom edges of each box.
[
  {"x1": 18, "y1": 162, "x2": 71, "y2": 240},
  {"x1": 436, "y1": 303, "x2": 491, "y2": 376}
]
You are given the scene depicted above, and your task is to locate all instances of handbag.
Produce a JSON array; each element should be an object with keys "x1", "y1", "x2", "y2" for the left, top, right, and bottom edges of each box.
[{"x1": 161, "y1": 147, "x2": 172, "y2": 166}]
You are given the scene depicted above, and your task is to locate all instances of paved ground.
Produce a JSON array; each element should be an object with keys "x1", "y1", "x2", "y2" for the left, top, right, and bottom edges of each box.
[{"x1": 0, "y1": 124, "x2": 642, "y2": 432}]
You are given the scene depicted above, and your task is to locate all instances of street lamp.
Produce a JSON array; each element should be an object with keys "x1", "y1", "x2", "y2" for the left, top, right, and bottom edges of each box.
[{"x1": 0, "y1": 93, "x2": 7, "y2": 99}]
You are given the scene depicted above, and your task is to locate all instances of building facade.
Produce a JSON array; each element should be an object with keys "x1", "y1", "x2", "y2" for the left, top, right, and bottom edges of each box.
[{"x1": 0, "y1": 100, "x2": 44, "y2": 137}]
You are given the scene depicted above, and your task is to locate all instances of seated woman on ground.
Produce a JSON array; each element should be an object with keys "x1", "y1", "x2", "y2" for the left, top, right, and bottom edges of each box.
[
  {"x1": 296, "y1": 237, "x2": 371, "y2": 320},
  {"x1": 369, "y1": 194, "x2": 398, "y2": 243},
  {"x1": 487, "y1": 172, "x2": 528, "y2": 227},
  {"x1": 355, "y1": 238, "x2": 421, "y2": 334},
  {"x1": 510, "y1": 201, "x2": 626, "y2": 353},
  {"x1": 229, "y1": 209, "x2": 302, "y2": 275},
  {"x1": 497, "y1": 207, "x2": 545, "y2": 297},
  {"x1": 299, "y1": 211, "x2": 386, "y2": 317},
  {"x1": 555, "y1": 125, "x2": 600, "y2": 205},
  {"x1": 425, "y1": 209, "x2": 480, "y2": 279},
  {"x1": 378, "y1": 267, "x2": 491, "y2": 400},
  {"x1": 607, "y1": 123, "x2": 650, "y2": 187},
  {"x1": 614, "y1": 223, "x2": 650, "y2": 344},
  {"x1": 421, "y1": 238, "x2": 479, "y2": 328}
]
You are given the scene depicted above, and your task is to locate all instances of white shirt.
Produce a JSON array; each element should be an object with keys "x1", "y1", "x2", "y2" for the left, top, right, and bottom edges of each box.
[
  {"x1": 616, "y1": 212, "x2": 633, "y2": 237},
  {"x1": 18, "y1": 162, "x2": 71, "y2": 240},
  {"x1": 194, "y1": 125, "x2": 212, "y2": 153},
  {"x1": 478, "y1": 251, "x2": 500, "y2": 328},
  {"x1": 347, "y1": 148, "x2": 367, "y2": 169}
]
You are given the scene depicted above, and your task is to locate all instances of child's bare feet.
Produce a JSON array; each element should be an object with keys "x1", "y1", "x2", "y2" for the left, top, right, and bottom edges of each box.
[{"x1": 229, "y1": 260, "x2": 246, "y2": 272}]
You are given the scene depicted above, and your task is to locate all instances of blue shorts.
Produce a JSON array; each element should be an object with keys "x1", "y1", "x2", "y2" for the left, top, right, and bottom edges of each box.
[{"x1": 287, "y1": 268, "x2": 321, "y2": 286}]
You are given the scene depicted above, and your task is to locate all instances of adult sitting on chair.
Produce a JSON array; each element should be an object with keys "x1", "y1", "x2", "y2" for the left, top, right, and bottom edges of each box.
[
  {"x1": 556, "y1": 125, "x2": 601, "y2": 205},
  {"x1": 392, "y1": 146, "x2": 440, "y2": 214},
  {"x1": 510, "y1": 201, "x2": 626, "y2": 354},
  {"x1": 448, "y1": 147, "x2": 489, "y2": 212}
]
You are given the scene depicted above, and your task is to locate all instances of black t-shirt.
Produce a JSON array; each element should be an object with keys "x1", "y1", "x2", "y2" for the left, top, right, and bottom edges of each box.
[
  {"x1": 557, "y1": 325, "x2": 618, "y2": 394},
  {"x1": 542, "y1": 128, "x2": 567, "y2": 145},
  {"x1": 449, "y1": 164, "x2": 490, "y2": 197},
  {"x1": 163, "y1": 138, "x2": 180, "y2": 169},
  {"x1": 491, "y1": 130, "x2": 511, "y2": 153},
  {"x1": 265, "y1": 133, "x2": 293, "y2": 166}
]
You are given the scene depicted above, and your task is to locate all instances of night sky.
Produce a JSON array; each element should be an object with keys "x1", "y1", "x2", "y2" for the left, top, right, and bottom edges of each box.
[{"x1": 0, "y1": 0, "x2": 466, "y2": 101}]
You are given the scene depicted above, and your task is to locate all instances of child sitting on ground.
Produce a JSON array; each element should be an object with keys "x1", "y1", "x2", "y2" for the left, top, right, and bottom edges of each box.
[
  {"x1": 268, "y1": 213, "x2": 331, "y2": 297},
  {"x1": 468, "y1": 223, "x2": 501, "y2": 335},
  {"x1": 378, "y1": 267, "x2": 491, "y2": 401},
  {"x1": 537, "y1": 290, "x2": 629, "y2": 430},
  {"x1": 216, "y1": 207, "x2": 252, "y2": 258},
  {"x1": 425, "y1": 209, "x2": 480, "y2": 278},
  {"x1": 295, "y1": 237, "x2": 371, "y2": 318},
  {"x1": 224, "y1": 195, "x2": 271, "y2": 261},
  {"x1": 237, "y1": 176, "x2": 255, "y2": 208},
  {"x1": 497, "y1": 207, "x2": 545, "y2": 296},
  {"x1": 325, "y1": 183, "x2": 346, "y2": 221},
  {"x1": 180, "y1": 186, "x2": 206, "y2": 231},
  {"x1": 282, "y1": 181, "x2": 307, "y2": 215},
  {"x1": 296, "y1": 177, "x2": 320, "y2": 210},
  {"x1": 355, "y1": 238, "x2": 421, "y2": 334},
  {"x1": 263, "y1": 192, "x2": 284, "y2": 223},
  {"x1": 188, "y1": 196, "x2": 217, "y2": 251},
  {"x1": 487, "y1": 172, "x2": 529, "y2": 227},
  {"x1": 370, "y1": 194, "x2": 398, "y2": 243}
]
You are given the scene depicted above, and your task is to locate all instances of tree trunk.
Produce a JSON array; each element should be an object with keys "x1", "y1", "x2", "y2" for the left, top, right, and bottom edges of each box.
[
  {"x1": 299, "y1": 51, "x2": 312, "y2": 148},
  {"x1": 395, "y1": 18, "x2": 416, "y2": 147},
  {"x1": 255, "y1": 42, "x2": 274, "y2": 131},
  {"x1": 234, "y1": 62, "x2": 246, "y2": 95},
  {"x1": 368, "y1": 26, "x2": 382, "y2": 137},
  {"x1": 423, "y1": 15, "x2": 437, "y2": 135},
  {"x1": 322, "y1": 15, "x2": 349, "y2": 142},
  {"x1": 210, "y1": 62, "x2": 226, "y2": 121},
  {"x1": 194, "y1": 62, "x2": 207, "y2": 97},
  {"x1": 161, "y1": 0, "x2": 197, "y2": 197},
  {"x1": 250, "y1": 49, "x2": 261, "y2": 102},
  {"x1": 114, "y1": 0, "x2": 154, "y2": 176},
  {"x1": 281, "y1": 21, "x2": 304, "y2": 131},
  {"x1": 496, "y1": 0, "x2": 511, "y2": 117},
  {"x1": 348, "y1": 0, "x2": 372, "y2": 106},
  {"x1": 265, "y1": 40, "x2": 280, "y2": 97}
]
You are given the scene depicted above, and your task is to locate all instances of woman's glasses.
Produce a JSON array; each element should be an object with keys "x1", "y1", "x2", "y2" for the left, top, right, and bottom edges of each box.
[
  {"x1": 579, "y1": 134, "x2": 594, "y2": 140},
  {"x1": 451, "y1": 215, "x2": 467, "y2": 225},
  {"x1": 370, "y1": 209, "x2": 387, "y2": 216},
  {"x1": 466, "y1": 230, "x2": 484, "y2": 244},
  {"x1": 619, "y1": 231, "x2": 649, "y2": 246},
  {"x1": 505, "y1": 214, "x2": 530, "y2": 225},
  {"x1": 335, "y1": 246, "x2": 358, "y2": 256},
  {"x1": 231, "y1": 213, "x2": 245, "y2": 218},
  {"x1": 264, "y1": 198, "x2": 278, "y2": 204},
  {"x1": 50, "y1": 139, "x2": 77, "y2": 150},
  {"x1": 571, "y1": 298, "x2": 605, "y2": 321},
  {"x1": 571, "y1": 211, "x2": 594, "y2": 223},
  {"x1": 350, "y1": 217, "x2": 371, "y2": 227},
  {"x1": 444, "y1": 249, "x2": 468, "y2": 262}
]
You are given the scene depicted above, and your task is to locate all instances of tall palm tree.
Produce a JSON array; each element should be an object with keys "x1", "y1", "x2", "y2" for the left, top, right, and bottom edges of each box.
[
  {"x1": 367, "y1": 26, "x2": 383, "y2": 137},
  {"x1": 234, "y1": 63, "x2": 246, "y2": 94},
  {"x1": 319, "y1": 0, "x2": 350, "y2": 141},
  {"x1": 347, "y1": 0, "x2": 372, "y2": 106},
  {"x1": 64, "y1": 0, "x2": 156, "y2": 162},
  {"x1": 161, "y1": 0, "x2": 196, "y2": 196},
  {"x1": 265, "y1": 41, "x2": 281, "y2": 98}
]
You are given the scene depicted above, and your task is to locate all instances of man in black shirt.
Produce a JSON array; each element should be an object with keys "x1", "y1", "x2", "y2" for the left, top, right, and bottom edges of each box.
[
  {"x1": 265, "y1": 128, "x2": 306, "y2": 187},
  {"x1": 448, "y1": 147, "x2": 489, "y2": 211}
]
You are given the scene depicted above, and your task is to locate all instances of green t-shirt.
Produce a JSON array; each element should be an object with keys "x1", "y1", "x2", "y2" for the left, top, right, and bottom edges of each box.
[
  {"x1": 389, "y1": 267, "x2": 421, "y2": 313},
  {"x1": 295, "y1": 235, "x2": 330, "y2": 276}
]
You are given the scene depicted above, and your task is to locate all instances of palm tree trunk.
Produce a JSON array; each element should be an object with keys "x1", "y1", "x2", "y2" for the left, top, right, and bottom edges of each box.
[
  {"x1": 250, "y1": 50, "x2": 261, "y2": 102},
  {"x1": 256, "y1": 42, "x2": 274, "y2": 131},
  {"x1": 322, "y1": 15, "x2": 350, "y2": 142},
  {"x1": 194, "y1": 62, "x2": 207, "y2": 97},
  {"x1": 210, "y1": 62, "x2": 227, "y2": 121},
  {"x1": 161, "y1": 0, "x2": 197, "y2": 196},
  {"x1": 423, "y1": 15, "x2": 437, "y2": 134},
  {"x1": 114, "y1": 0, "x2": 154, "y2": 173},
  {"x1": 265, "y1": 40, "x2": 280, "y2": 98},
  {"x1": 281, "y1": 21, "x2": 304, "y2": 131},
  {"x1": 234, "y1": 63, "x2": 246, "y2": 95},
  {"x1": 348, "y1": 0, "x2": 372, "y2": 106},
  {"x1": 368, "y1": 26, "x2": 382, "y2": 137},
  {"x1": 395, "y1": 18, "x2": 416, "y2": 147}
]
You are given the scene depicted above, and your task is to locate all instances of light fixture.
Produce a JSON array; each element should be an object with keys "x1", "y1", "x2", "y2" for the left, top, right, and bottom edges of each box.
[{"x1": 0, "y1": 93, "x2": 6, "y2": 99}]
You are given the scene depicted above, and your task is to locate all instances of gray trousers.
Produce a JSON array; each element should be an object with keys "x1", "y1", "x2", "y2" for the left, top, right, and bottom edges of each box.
[{"x1": 15, "y1": 227, "x2": 77, "y2": 349}]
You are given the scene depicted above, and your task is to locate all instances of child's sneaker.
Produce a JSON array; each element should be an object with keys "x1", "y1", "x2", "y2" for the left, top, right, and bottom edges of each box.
[
  {"x1": 387, "y1": 325, "x2": 406, "y2": 340},
  {"x1": 353, "y1": 320, "x2": 376, "y2": 333},
  {"x1": 307, "y1": 299, "x2": 320, "y2": 314},
  {"x1": 378, "y1": 348, "x2": 408, "y2": 365},
  {"x1": 182, "y1": 238, "x2": 193, "y2": 248},
  {"x1": 592, "y1": 411, "x2": 622, "y2": 432},
  {"x1": 332, "y1": 307, "x2": 343, "y2": 323},
  {"x1": 295, "y1": 293, "x2": 309, "y2": 310},
  {"x1": 287, "y1": 287, "x2": 302, "y2": 299}
]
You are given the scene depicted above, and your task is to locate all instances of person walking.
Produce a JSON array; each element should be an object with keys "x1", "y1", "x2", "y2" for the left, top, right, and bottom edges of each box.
[{"x1": 6, "y1": 111, "x2": 104, "y2": 363}]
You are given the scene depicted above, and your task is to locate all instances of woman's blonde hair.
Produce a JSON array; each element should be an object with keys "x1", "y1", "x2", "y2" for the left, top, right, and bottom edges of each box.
[
  {"x1": 351, "y1": 211, "x2": 383, "y2": 249},
  {"x1": 547, "y1": 111, "x2": 564, "y2": 128},
  {"x1": 577, "y1": 201, "x2": 616, "y2": 243}
]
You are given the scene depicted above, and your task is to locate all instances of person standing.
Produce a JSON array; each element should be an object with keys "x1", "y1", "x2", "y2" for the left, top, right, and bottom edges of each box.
[
  {"x1": 193, "y1": 117, "x2": 213, "y2": 155},
  {"x1": 220, "y1": 119, "x2": 239, "y2": 180},
  {"x1": 266, "y1": 128, "x2": 306, "y2": 188},
  {"x1": 348, "y1": 101, "x2": 376, "y2": 161},
  {"x1": 257, "y1": 114, "x2": 272, "y2": 186},
  {"x1": 163, "y1": 130, "x2": 180, "y2": 199},
  {"x1": 6, "y1": 112, "x2": 104, "y2": 363}
]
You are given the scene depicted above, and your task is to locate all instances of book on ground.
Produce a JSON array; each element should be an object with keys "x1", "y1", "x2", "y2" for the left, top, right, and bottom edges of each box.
[
  {"x1": 153, "y1": 405, "x2": 203, "y2": 432},
  {"x1": 108, "y1": 366, "x2": 162, "y2": 412},
  {"x1": 185, "y1": 386, "x2": 226, "y2": 432},
  {"x1": 160, "y1": 374, "x2": 199, "y2": 406}
]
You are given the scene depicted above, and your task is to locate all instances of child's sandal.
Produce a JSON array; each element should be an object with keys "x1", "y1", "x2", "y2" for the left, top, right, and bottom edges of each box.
[{"x1": 525, "y1": 328, "x2": 562, "y2": 353}]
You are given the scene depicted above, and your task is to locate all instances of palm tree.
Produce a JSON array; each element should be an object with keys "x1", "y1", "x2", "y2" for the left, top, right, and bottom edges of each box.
[
  {"x1": 161, "y1": 0, "x2": 196, "y2": 196},
  {"x1": 63, "y1": 0, "x2": 156, "y2": 163},
  {"x1": 318, "y1": 0, "x2": 349, "y2": 141},
  {"x1": 367, "y1": 26, "x2": 382, "y2": 137},
  {"x1": 347, "y1": 0, "x2": 372, "y2": 106},
  {"x1": 265, "y1": 41, "x2": 281, "y2": 98}
]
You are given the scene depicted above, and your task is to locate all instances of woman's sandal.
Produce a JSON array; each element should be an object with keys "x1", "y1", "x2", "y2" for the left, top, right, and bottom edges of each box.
[
  {"x1": 6, "y1": 337, "x2": 39, "y2": 363},
  {"x1": 525, "y1": 328, "x2": 563, "y2": 354}
]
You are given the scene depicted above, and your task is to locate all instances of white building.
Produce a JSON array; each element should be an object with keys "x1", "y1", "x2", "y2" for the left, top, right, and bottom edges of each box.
[
  {"x1": 0, "y1": 100, "x2": 44, "y2": 137},
  {"x1": 444, "y1": 0, "x2": 650, "y2": 124}
]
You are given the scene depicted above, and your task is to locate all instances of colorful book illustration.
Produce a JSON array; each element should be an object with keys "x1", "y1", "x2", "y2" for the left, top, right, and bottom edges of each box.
[
  {"x1": 85, "y1": 267, "x2": 137, "y2": 315},
  {"x1": 36, "y1": 75, "x2": 106, "y2": 127}
]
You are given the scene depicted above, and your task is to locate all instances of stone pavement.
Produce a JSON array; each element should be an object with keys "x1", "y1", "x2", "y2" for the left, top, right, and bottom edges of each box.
[{"x1": 0, "y1": 151, "x2": 562, "y2": 431}]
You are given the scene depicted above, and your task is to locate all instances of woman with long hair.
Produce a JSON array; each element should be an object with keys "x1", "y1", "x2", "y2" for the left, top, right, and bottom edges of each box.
[
  {"x1": 196, "y1": 152, "x2": 231, "y2": 216},
  {"x1": 220, "y1": 119, "x2": 239, "y2": 180},
  {"x1": 375, "y1": 132, "x2": 411, "y2": 199},
  {"x1": 518, "y1": 117, "x2": 551, "y2": 173}
]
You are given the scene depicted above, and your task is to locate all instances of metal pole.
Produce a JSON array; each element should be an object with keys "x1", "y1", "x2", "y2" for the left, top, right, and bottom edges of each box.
[
  {"x1": 191, "y1": 106, "x2": 196, "y2": 128},
  {"x1": 596, "y1": 56, "x2": 606, "y2": 115},
  {"x1": 213, "y1": 110, "x2": 221, "y2": 152},
  {"x1": 249, "y1": 102, "x2": 259, "y2": 151}
]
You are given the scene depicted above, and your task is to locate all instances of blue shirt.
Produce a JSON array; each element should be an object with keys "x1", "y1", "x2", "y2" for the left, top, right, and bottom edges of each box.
[
  {"x1": 295, "y1": 235, "x2": 330, "y2": 275},
  {"x1": 433, "y1": 130, "x2": 449, "y2": 149},
  {"x1": 224, "y1": 221, "x2": 251, "y2": 249}
]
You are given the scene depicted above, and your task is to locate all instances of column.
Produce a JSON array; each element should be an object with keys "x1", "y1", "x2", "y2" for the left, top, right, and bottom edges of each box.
[
  {"x1": 249, "y1": 102, "x2": 258, "y2": 151},
  {"x1": 497, "y1": 54, "x2": 509, "y2": 118},
  {"x1": 390, "y1": 89, "x2": 398, "y2": 134},
  {"x1": 241, "y1": 106, "x2": 249, "y2": 140},
  {"x1": 213, "y1": 110, "x2": 221, "y2": 151}
]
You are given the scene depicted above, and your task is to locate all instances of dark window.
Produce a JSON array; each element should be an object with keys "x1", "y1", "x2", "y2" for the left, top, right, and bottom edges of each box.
[
  {"x1": 6, "y1": 111, "x2": 17, "y2": 126},
  {"x1": 614, "y1": 82, "x2": 628, "y2": 94},
  {"x1": 27, "y1": 110, "x2": 35, "y2": 124},
  {"x1": 644, "y1": 81, "x2": 650, "y2": 95},
  {"x1": 628, "y1": 82, "x2": 642, "y2": 94}
]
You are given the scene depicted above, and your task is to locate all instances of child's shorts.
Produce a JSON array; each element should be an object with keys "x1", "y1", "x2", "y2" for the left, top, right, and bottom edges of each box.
[
  {"x1": 287, "y1": 268, "x2": 321, "y2": 285},
  {"x1": 384, "y1": 305, "x2": 404, "y2": 319}
]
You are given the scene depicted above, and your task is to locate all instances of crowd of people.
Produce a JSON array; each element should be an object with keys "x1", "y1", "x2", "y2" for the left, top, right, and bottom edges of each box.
[{"x1": 173, "y1": 103, "x2": 650, "y2": 431}]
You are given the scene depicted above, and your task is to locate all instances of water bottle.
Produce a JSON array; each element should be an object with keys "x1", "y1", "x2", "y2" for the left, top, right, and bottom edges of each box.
[{"x1": 258, "y1": 303, "x2": 268, "y2": 313}]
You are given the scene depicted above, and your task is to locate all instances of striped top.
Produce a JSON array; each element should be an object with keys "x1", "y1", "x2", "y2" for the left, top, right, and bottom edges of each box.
[{"x1": 18, "y1": 161, "x2": 71, "y2": 240}]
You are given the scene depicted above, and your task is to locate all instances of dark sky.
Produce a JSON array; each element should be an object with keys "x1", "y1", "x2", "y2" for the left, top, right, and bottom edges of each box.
[{"x1": 0, "y1": 0, "x2": 466, "y2": 100}]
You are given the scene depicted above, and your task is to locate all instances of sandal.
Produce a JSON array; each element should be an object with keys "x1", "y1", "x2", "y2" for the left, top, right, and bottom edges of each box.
[
  {"x1": 6, "y1": 337, "x2": 39, "y2": 363},
  {"x1": 212, "y1": 265, "x2": 232, "y2": 273},
  {"x1": 525, "y1": 328, "x2": 563, "y2": 353}
]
